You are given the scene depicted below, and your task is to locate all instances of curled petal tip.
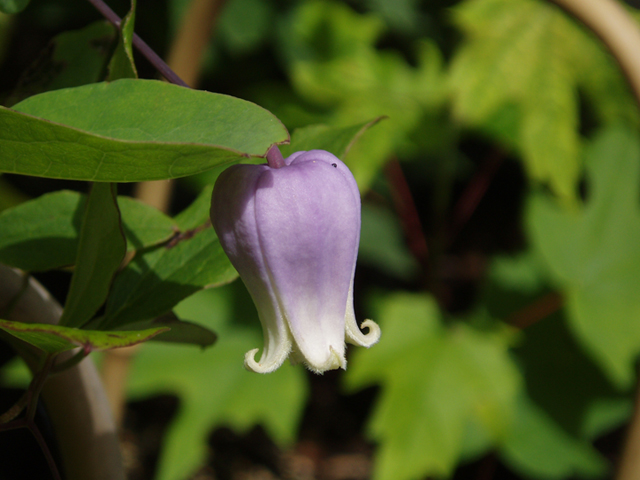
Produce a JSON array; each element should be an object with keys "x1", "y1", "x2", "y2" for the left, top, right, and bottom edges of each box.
[
  {"x1": 346, "y1": 318, "x2": 381, "y2": 348},
  {"x1": 244, "y1": 339, "x2": 291, "y2": 373}
]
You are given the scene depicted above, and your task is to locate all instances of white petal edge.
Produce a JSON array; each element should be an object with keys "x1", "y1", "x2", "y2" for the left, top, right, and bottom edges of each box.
[{"x1": 303, "y1": 346, "x2": 346, "y2": 374}]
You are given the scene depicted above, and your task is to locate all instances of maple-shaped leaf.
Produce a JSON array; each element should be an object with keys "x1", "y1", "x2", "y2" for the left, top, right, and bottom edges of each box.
[
  {"x1": 344, "y1": 293, "x2": 522, "y2": 480},
  {"x1": 528, "y1": 126, "x2": 640, "y2": 388},
  {"x1": 449, "y1": 0, "x2": 638, "y2": 201},
  {"x1": 345, "y1": 292, "x2": 608, "y2": 480}
]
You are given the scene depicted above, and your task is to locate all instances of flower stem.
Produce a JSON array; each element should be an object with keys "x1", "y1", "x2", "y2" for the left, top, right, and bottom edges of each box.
[
  {"x1": 87, "y1": 0, "x2": 190, "y2": 88},
  {"x1": 52, "y1": 349, "x2": 89, "y2": 375},
  {"x1": 0, "y1": 390, "x2": 28, "y2": 424},
  {"x1": 29, "y1": 421, "x2": 62, "y2": 480},
  {"x1": 266, "y1": 145, "x2": 286, "y2": 169}
]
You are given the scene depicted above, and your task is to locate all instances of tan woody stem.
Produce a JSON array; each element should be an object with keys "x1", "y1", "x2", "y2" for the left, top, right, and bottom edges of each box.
[
  {"x1": 550, "y1": 0, "x2": 640, "y2": 106},
  {"x1": 547, "y1": 1, "x2": 640, "y2": 478},
  {"x1": 0, "y1": 265, "x2": 125, "y2": 480}
]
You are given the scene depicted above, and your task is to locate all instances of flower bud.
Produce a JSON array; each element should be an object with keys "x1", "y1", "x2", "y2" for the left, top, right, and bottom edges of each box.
[{"x1": 211, "y1": 148, "x2": 380, "y2": 373}]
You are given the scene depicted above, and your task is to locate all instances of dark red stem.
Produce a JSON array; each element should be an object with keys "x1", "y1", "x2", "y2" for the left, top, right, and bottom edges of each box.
[
  {"x1": 507, "y1": 292, "x2": 563, "y2": 329},
  {"x1": 384, "y1": 158, "x2": 429, "y2": 267},
  {"x1": 449, "y1": 150, "x2": 504, "y2": 242},
  {"x1": 88, "y1": 0, "x2": 190, "y2": 88}
]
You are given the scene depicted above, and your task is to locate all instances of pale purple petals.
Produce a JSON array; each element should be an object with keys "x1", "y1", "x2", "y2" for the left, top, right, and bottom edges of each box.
[{"x1": 211, "y1": 149, "x2": 380, "y2": 373}]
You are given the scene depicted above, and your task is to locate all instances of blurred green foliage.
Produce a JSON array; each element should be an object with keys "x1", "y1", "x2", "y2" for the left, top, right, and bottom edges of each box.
[{"x1": 2, "y1": 0, "x2": 640, "y2": 479}]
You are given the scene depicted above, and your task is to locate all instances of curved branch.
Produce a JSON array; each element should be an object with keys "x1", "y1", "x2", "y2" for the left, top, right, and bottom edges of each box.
[
  {"x1": 547, "y1": 2, "x2": 640, "y2": 479},
  {"x1": 0, "y1": 265, "x2": 125, "y2": 480},
  {"x1": 550, "y1": 0, "x2": 640, "y2": 106}
]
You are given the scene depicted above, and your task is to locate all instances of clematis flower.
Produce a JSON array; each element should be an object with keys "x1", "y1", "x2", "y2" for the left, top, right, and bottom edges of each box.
[{"x1": 210, "y1": 146, "x2": 380, "y2": 373}]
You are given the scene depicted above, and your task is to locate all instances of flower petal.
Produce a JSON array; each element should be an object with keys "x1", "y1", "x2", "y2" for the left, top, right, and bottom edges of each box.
[
  {"x1": 211, "y1": 164, "x2": 293, "y2": 373},
  {"x1": 254, "y1": 154, "x2": 360, "y2": 371}
]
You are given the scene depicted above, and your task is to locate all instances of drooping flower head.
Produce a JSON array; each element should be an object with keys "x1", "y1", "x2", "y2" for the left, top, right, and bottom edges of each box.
[{"x1": 211, "y1": 146, "x2": 380, "y2": 373}]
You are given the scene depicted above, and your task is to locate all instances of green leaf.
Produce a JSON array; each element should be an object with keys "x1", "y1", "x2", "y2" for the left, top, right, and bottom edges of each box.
[
  {"x1": 122, "y1": 312, "x2": 217, "y2": 348},
  {"x1": 107, "y1": 0, "x2": 137, "y2": 81},
  {"x1": 365, "y1": 0, "x2": 422, "y2": 33},
  {"x1": 218, "y1": 0, "x2": 273, "y2": 54},
  {"x1": 345, "y1": 293, "x2": 521, "y2": 480},
  {"x1": 483, "y1": 252, "x2": 625, "y2": 478},
  {"x1": 126, "y1": 284, "x2": 307, "y2": 480},
  {"x1": 5, "y1": 21, "x2": 117, "y2": 106},
  {"x1": 99, "y1": 225, "x2": 236, "y2": 330},
  {"x1": 3, "y1": 79, "x2": 289, "y2": 181},
  {"x1": 449, "y1": 0, "x2": 632, "y2": 201},
  {"x1": 60, "y1": 183, "x2": 126, "y2": 328},
  {"x1": 0, "y1": 190, "x2": 177, "y2": 271},
  {"x1": 173, "y1": 185, "x2": 213, "y2": 231},
  {"x1": 0, "y1": 319, "x2": 168, "y2": 354},
  {"x1": 0, "y1": 191, "x2": 83, "y2": 271},
  {"x1": 0, "y1": 0, "x2": 29, "y2": 14},
  {"x1": 359, "y1": 202, "x2": 419, "y2": 280},
  {"x1": 277, "y1": 1, "x2": 447, "y2": 191},
  {"x1": 527, "y1": 126, "x2": 640, "y2": 387},
  {"x1": 500, "y1": 396, "x2": 607, "y2": 479},
  {"x1": 279, "y1": 117, "x2": 384, "y2": 161},
  {"x1": 513, "y1": 310, "x2": 632, "y2": 440},
  {"x1": 118, "y1": 195, "x2": 178, "y2": 250}
]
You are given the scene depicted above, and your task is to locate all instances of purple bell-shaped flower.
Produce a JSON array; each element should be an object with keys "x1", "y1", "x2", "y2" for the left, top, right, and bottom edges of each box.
[{"x1": 210, "y1": 146, "x2": 380, "y2": 373}]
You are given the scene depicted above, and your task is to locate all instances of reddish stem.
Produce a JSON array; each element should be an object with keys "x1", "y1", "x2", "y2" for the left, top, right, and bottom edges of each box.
[
  {"x1": 449, "y1": 150, "x2": 504, "y2": 242},
  {"x1": 29, "y1": 422, "x2": 62, "y2": 480},
  {"x1": 507, "y1": 292, "x2": 563, "y2": 329},
  {"x1": 0, "y1": 354, "x2": 63, "y2": 480},
  {"x1": 384, "y1": 158, "x2": 429, "y2": 268}
]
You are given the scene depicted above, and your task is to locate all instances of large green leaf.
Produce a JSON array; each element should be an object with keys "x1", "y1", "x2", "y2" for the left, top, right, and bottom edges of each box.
[
  {"x1": 0, "y1": 190, "x2": 177, "y2": 271},
  {"x1": 2, "y1": 79, "x2": 288, "y2": 181},
  {"x1": 5, "y1": 21, "x2": 116, "y2": 106},
  {"x1": 528, "y1": 126, "x2": 640, "y2": 388},
  {"x1": 345, "y1": 293, "x2": 521, "y2": 480},
  {"x1": 449, "y1": 0, "x2": 637, "y2": 201},
  {"x1": 60, "y1": 183, "x2": 126, "y2": 328},
  {"x1": 126, "y1": 284, "x2": 307, "y2": 480},
  {"x1": 0, "y1": 319, "x2": 167, "y2": 354}
]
